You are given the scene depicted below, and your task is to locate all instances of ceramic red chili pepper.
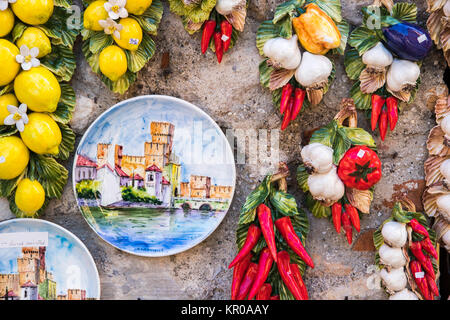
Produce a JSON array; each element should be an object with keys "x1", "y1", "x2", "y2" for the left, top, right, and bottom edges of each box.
[
  {"x1": 213, "y1": 31, "x2": 224, "y2": 63},
  {"x1": 426, "y1": 273, "x2": 439, "y2": 298},
  {"x1": 341, "y1": 210, "x2": 352, "y2": 244},
  {"x1": 331, "y1": 202, "x2": 341, "y2": 233},
  {"x1": 270, "y1": 295, "x2": 280, "y2": 300},
  {"x1": 220, "y1": 20, "x2": 233, "y2": 52},
  {"x1": 371, "y1": 94, "x2": 385, "y2": 131},
  {"x1": 290, "y1": 88, "x2": 306, "y2": 121},
  {"x1": 379, "y1": 107, "x2": 388, "y2": 141},
  {"x1": 236, "y1": 262, "x2": 258, "y2": 300},
  {"x1": 408, "y1": 219, "x2": 430, "y2": 238},
  {"x1": 201, "y1": 20, "x2": 216, "y2": 54},
  {"x1": 386, "y1": 96, "x2": 398, "y2": 131},
  {"x1": 344, "y1": 204, "x2": 360, "y2": 233},
  {"x1": 228, "y1": 224, "x2": 261, "y2": 268},
  {"x1": 422, "y1": 255, "x2": 436, "y2": 280},
  {"x1": 281, "y1": 97, "x2": 294, "y2": 131},
  {"x1": 275, "y1": 217, "x2": 314, "y2": 268},
  {"x1": 257, "y1": 204, "x2": 277, "y2": 262},
  {"x1": 230, "y1": 252, "x2": 252, "y2": 300},
  {"x1": 248, "y1": 247, "x2": 274, "y2": 300},
  {"x1": 290, "y1": 263, "x2": 308, "y2": 300},
  {"x1": 409, "y1": 242, "x2": 434, "y2": 277},
  {"x1": 280, "y1": 83, "x2": 293, "y2": 114},
  {"x1": 337, "y1": 145, "x2": 382, "y2": 190},
  {"x1": 410, "y1": 260, "x2": 431, "y2": 300},
  {"x1": 276, "y1": 251, "x2": 305, "y2": 300},
  {"x1": 420, "y1": 237, "x2": 438, "y2": 260},
  {"x1": 255, "y1": 283, "x2": 272, "y2": 300}
]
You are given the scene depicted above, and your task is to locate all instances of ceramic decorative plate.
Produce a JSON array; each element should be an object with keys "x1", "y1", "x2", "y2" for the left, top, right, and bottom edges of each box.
[
  {"x1": 0, "y1": 218, "x2": 100, "y2": 300},
  {"x1": 73, "y1": 96, "x2": 236, "y2": 257}
]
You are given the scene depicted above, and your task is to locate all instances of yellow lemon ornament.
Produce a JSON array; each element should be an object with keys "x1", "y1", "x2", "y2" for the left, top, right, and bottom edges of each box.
[
  {"x1": 0, "y1": 39, "x2": 20, "y2": 86},
  {"x1": 16, "y1": 27, "x2": 52, "y2": 58},
  {"x1": 99, "y1": 45, "x2": 127, "y2": 81},
  {"x1": 20, "y1": 113, "x2": 62, "y2": 155},
  {"x1": 11, "y1": 0, "x2": 54, "y2": 25},
  {"x1": 14, "y1": 66, "x2": 61, "y2": 113},
  {"x1": 84, "y1": 0, "x2": 108, "y2": 31},
  {"x1": 0, "y1": 94, "x2": 19, "y2": 124},
  {"x1": 125, "y1": 0, "x2": 152, "y2": 15},
  {"x1": 113, "y1": 18, "x2": 142, "y2": 51},
  {"x1": 0, "y1": 8, "x2": 14, "y2": 37},
  {"x1": 15, "y1": 178, "x2": 45, "y2": 215},
  {"x1": 0, "y1": 136, "x2": 29, "y2": 180}
]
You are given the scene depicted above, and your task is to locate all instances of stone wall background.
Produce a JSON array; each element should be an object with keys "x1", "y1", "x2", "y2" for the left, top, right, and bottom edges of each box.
[{"x1": 0, "y1": 0, "x2": 446, "y2": 299}]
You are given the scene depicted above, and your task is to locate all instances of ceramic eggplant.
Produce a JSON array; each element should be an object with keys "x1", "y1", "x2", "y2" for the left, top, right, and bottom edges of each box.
[{"x1": 382, "y1": 22, "x2": 432, "y2": 61}]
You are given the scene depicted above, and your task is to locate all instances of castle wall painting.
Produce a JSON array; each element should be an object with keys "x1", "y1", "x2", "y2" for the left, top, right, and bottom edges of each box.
[
  {"x1": 0, "y1": 219, "x2": 100, "y2": 300},
  {"x1": 73, "y1": 96, "x2": 236, "y2": 257}
]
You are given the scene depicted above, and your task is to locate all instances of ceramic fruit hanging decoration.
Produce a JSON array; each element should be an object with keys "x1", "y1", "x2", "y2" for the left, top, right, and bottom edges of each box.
[
  {"x1": 0, "y1": 0, "x2": 77, "y2": 216},
  {"x1": 345, "y1": 1, "x2": 431, "y2": 141},
  {"x1": 168, "y1": 0, "x2": 246, "y2": 63},
  {"x1": 426, "y1": 0, "x2": 450, "y2": 67},
  {"x1": 373, "y1": 199, "x2": 439, "y2": 300},
  {"x1": 297, "y1": 99, "x2": 382, "y2": 245},
  {"x1": 256, "y1": 0, "x2": 349, "y2": 130},
  {"x1": 230, "y1": 162, "x2": 312, "y2": 300},
  {"x1": 422, "y1": 86, "x2": 450, "y2": 253},
  {"x1": 82, "y1": 0, "x2": 163, "y2": 94}
]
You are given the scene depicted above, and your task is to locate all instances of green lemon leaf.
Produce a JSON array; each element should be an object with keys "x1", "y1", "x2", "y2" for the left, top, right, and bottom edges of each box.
[
  {"x1": 38, "y1": 6, "x2": 79, "y2": 49},
  {"x1": 102, "y1": 71, "x2": 137, "y2": 95},
  {"x1": 276, "y1": 15, "x2": 293, "y2": 39},
  {"x1": 256, "y1": 21, "x2": 279, "y2": 56},
  {"x1": 89, "y1": 31, "x2": 114, "y2": 54},
  {"x1": 82, "y1": 40, "x2": 100, "y2": 73},
  {"x1": 269, "y1": 188, "x2": 299, "y2": 216},
  {"x1": 132, "y1": 0, "x2": 164, "y2": 35},
  {"x1": 331, "y1": 19, "x2": 349, "y2": 55},
  {"x1": 350, "y1": 81, "x2": 372, "y2": 110},
  {"x1": 239, "y1": 175, "x2": 272, "y2": 225},
  {"x1": 81, "y1": 28, "x2": 95, "y2": 41},
  {"x1": 339, "y1": 126, "x2": 376, "y2": 148},
  {"x1": 0, "y1": 84, "x2": 13, "y2": 96},
  {"x1": 0, "y1": 125, "x2": 18, "y2": 138},
  {"x1": 306, "y1": 193, "x2": 331, "y2": 218},
  {"x1": 348, "y1": 26, "x2": 379, "y2": 55},
  {"x1": 125, "y1": 33, "x2": 155, "y2": 73},
  {"x1": 27, "y1": 154, "x2": 68, "y2": 199},
  {"x1": 49, "y1": 83, "x2": 76, "y2": 124},
  {"x1": 296, "y1": 164, "x2": 309, "y2": 192},
  {"x1": 0, "y1": 170, "x2": 25, "y2": 197},
  {"x1": 310, "y1": 0, "x2": 342, "y2": 23},
  {"x1": 362, "y1": 5, "x2": 399, "y2": 29},
  {"x1": 54, "y1": 0, "x2": 72, "y2": 9},
  {"x1": 309, "y1": 120, "x2": 338, "y2": 147},
  {"x1": 391, "y1": 2, "x2": 417, "y2": 23},
  {"x1": 54, "y1": 123, "x2": 75, "y2": 161},
  {"x1": 273, "y1": 0, "x2": 303, "y2": 24},
  {"x1": 344, "y1": 47, "x2": 365, "y2": 80},
  {"x1": 41, "y1": 44, "x2": 77, "y2": 82},
  {"x1": 11, "y1": 22, "x2": 27, "y2": 42}
]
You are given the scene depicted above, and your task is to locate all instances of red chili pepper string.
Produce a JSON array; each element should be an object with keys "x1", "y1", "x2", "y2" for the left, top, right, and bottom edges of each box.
[
  {"x1": 410, "y1": 260, "x2": 431, "y2": 300},
  {"x1": 371, "y1": 94, "x2": 385, "y2": 131},
  {"x1": 344, "y1": 204, "x2": 360, "y2": 233},
  {"x1": 379, "y1": 106, "x2": 388, "y2": 141},
  {"x1": 255, "y1": 283, "x2": 272, "y2": 300},
  {"x1": 228, "y1": 224, "x2": 261, "y2": 269},
  {"x1": 290, "y1": 263, "x2": 308, "y2": 300},
  {"x1": 280, "y1": 83, "x2": 293, "y2": 115},
  {"x1": 420, "y1": 237, "x2": 438, "y2": 260},
  {"x1": 386, "y1": 96, "x2": 398, "y2": 131},
  {"x1": 331, "y1": 202, "x2": 342, "y2": 234},
  {"x1": 257, "y1": 204, "x2": 277, "y2": 262},
  {"x1": 236, "y1": 263, "x2": 258, "y2": 300},
  {"x1": 408, "y1": 219, "x2": 430, "y2": 238},
  {"x1": 213, "y1": 31, "x2": 224, "y2": 63},
  {"x1": 290, "y1": 88, "x2": 306, "y2": 121},
  {"x1": 230, "y1": 253, "x2": 252, "y2": 300},
  {"x1": 247, "y1": 247, "x2": 274, "y2": 300},
  {"x1": 281, "y1": 97, "x2": 294, "y2": 131},
  {"x1": 220, "y1": 20, "x2": 233, "y2": 52},
  {"x1": 201, "y1": 20, "x2": 216, "y2": 54},
  {"x1": 341, "y1": 210, "x2": 352, "y2": 245},
  {"x1": 276, "y1": 251, "x2": 305, "y2": 300}
]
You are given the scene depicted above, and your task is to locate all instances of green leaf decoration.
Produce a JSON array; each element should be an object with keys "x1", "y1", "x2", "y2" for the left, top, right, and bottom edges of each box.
[
  {"x1": 81, "y1": 28, "x2": 96, "y2": 41},
  {"x1": 38, "y1": 6, "x2": 79, "y2": 49},
  {"x1": 168, "y1": 0, "x2": 216, "y2": 25},
  {"x1": 333, "y1": 128, "x2": 352, "y2": 164},
  {"x1": 391, "y1": 2, "x2": 417, "y2": 23},
  {"x1": 296, "y1": 164, "x2": 309, "y2": 192},
  {"x1": 0, "y1": 125, "x2": 18, "y2": 138},
  {"x1": 273, "y1": 0, "x2": 303, "y2": 24},
  {"x1": 259, "y1": 59, "x2": 273, "y2": 88},
  {"x1": 339, "y1": 126, "x2": 376, "y2": 148},
  {"x1": 236, "y1": 223, "x2": 251, "y2": 250},
  {"x1": 350, "y1": 81, "x2": 372, "y2": 110},
  {"x1": 291, "y1": 211, "x2": 310, "y2": 243},
  {"x1": 125, "y1": 33, "x2": 156, "y2": 73},
  {"x1": 278, "y1": 276, "x2": 295, "y2": 300},
  {"x1": 306, "y1": 193, "x2": 331, "y2": 218},
  {"x1": 309, "y1": 120, "x2": 338, "y2": 148},
  {"x1": 311, "y1": 0, "x2": 342, "y2": 23},
  {"x1": 269, "y1": 188, "x2": 299, "y2": 216},
  {"x1": 54, "y1": 123, "x2": 75, "y2": 161},
  {"x1": 348, "y1": 26, "x2": 379, "y2": 55},
  {"x1": 252, "y1": 236, "x2": 268, "y2": 254},
  {"x1": 41, "y1": 44, "x2": 77, "y2": 82},
  {"x1": 0, "y1": 170, "x2": 25, "y2": 198},
  {"x1": 256, "y1": 21, "x2": 279, "y2": 56},
  {"x1": 82, "y1": 40, "x2": 100, "y2": 73},
  {"x1": 132, "y1": 0, "x2": 164, "y2": 35},
  {"x1": 331, "y1": 19, "x2": 349, "y2": 55},
  {"x1": 8, "y1": 193, "x2": 49, "y2": 218},
  {"x1": 54, "y1": 0, "x2": 72, "y2": 9},
  {"x1": 276, "y1": 15, "x2": 293, "y2": 39},
  {"x1": 0, "y1": 84, "x2": 13, "y2": 96},
  {"x1": 373, "y1": 221, "x2": 387, "y2": 251},
  {"x1": 89, "y1": 32, "x2": 114, "y2": 54},
  {"x1": 27, "y1": 154, "x2": 68, "y2": 199},
  {"x1": 362, "y1": 5, "x2": 400, "y2": 29},
  {"x1": 344, "y1": 47, "x2": 365, "y2": 80},
  {"x1": 11, "y1": 22, "x2": 27, "y2": 42},
  {"x1": 239, "y1": 175, "x2": 272, "y2": 225},
  {"x1": 50, "y1": 83, "x2": 76, "y2": 124},
  {"x1": 102, "y1": 71, "x2": 137, "y2": 95}
]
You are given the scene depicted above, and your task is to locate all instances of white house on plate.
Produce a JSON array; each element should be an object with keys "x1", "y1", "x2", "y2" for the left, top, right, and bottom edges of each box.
[{"x1": 145, "y1": 164, "x2": 162, "y2": 199}]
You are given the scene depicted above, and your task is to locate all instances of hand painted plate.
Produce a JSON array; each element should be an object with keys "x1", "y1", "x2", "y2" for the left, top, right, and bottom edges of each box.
[
  {"x1": 0, "y1": 218, "x2": 100, "y2": 300},
  {"x1": 73, "y1": 95, "x2": 236, "y2": 257}
]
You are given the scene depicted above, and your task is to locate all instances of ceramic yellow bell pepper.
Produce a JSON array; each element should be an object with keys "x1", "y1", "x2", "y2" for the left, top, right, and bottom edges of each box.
[{"x1": 292, "y1": 3, "x2": 341, "y2": 55}]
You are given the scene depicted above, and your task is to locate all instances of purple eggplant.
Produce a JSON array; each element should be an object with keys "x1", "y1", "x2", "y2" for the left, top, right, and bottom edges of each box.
[{"x1": 382, "y1": 22, "x2": 432, "y2": 61}]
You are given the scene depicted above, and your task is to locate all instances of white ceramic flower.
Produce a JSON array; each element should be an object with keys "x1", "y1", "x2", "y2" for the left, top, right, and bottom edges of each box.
[
  {"x1": 16, "y1": 45, "x2": 40, "y2": 71},
  {"x1": 104, "y1": 0, "x2": 128, "y2": 20},
  {"x1": 4, "y1": 104, "x2": 28, "y2": 132},
  {"x1": 0, "y1": 0, "x2": 16, "y2": 11},
  {"x1": 99, "y1": 18, "x2": 123, "y2": 39}
]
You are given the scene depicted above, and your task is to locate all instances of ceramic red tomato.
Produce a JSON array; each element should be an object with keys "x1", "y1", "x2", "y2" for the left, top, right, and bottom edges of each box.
[{"x1": 337, "y1": 146, "x2": 382, "y2": 190}]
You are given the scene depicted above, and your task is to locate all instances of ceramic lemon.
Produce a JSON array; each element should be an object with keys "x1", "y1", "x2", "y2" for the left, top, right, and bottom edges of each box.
[
  {"x1": 0, "y1": 136, "x2": 29, "y2": 180},
  {"x1": 15, "y1": 178, "x2": 45, "y2": 215},
  {"x1": 11, "y1": 0, "x2": 54, "y2": 25},
  {"x1": 0, "y1": 39, "x2": 20, "y2": 86},
  {"x1": 14, "y1": 66, "x2": 61, "y2": 113},
  {"x1": 99, "y1": 45, "x2": 127, "y2": 81},
  {"x1": 16, "y1": 27, "x2": 52, "y2": 58},
  {"x1": 113, "y1": 18, "x2": 142, "y2": 51},
  {"x1": 20, "y1": 113, "x2": 62, "y2": 155},
  {"x1": 125, "y1": 0, "x2": 152, "y2": 15},
  {"x1": 84, "y1": 0, "x2": 108, "y2": 31},
  {"x1": 0, "y1": 8, "x2": 14, "y2": 37},
  {"x1": 0, "y1": 94, "x2": 19, "y2": 124}
]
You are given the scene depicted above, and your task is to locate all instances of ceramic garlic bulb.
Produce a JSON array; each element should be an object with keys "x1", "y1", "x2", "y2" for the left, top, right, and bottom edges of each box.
[
  {"x1": 300, "y1": 143, "x2": 333, "y2": 174},
  {"x1": 215, "y1": 0, "x2": 246, "y2": 32},
  {"x1": 440, "y1": 158, "x2": 450, "y2": 180},
  {"x1": 380, "y1": 267, "x2": 408, "y2": 292},
  {"x1": 440, "y1": 115, "x2": 450, "y2": 141},
  {"x1": 216, "y1": 0, "x2": 242, "y2": 15},
  {"x1": 381, "y1": 221, "x2": 407, "y2": 248},
  {"x1": 359, "y1": 42, "x2": 393, "y2": 93},
  {"x1": 295, "y1": 52, "x2": 332, "y2": 105},
  {"x1": 379, "y1": 244, "x2": 406, "y2": 268},
  {"x1": 263, "y1": 35, "x2": 302, "y2": 70},
  {"x1": 436, "y1": 194, "x2": 450, "y2": 221},
  {"x1": 389, "y1": 288, "x2": 419, "y2": 300},
  {"x1": 386, "y1": 59, "x2": 420, "y2": 102},
  {"x1": 307, "y1": 166, "x2": 345, "y2": 206}
]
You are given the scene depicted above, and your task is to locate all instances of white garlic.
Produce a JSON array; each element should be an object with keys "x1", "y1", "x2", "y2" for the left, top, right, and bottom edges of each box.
[
  {"x1": 215, "y1": 0, "x2": 242, "y2": 15},
  {"x1": 436, "y1": 194, "x2": 450, "y2": 221},
  {"x1": 307, "y1": 166, "x2": 345, "y2": 204},
  {"x1": 300, "y1": 143, "x2": 333, "y2": 174},
  {"x1": 389, "y1": 288, "x2": 419, "y2": 300},
  {"x1": 444, "y1": 0, "x2": 450, "y2": 17},
  {"x1": 295, "y1": 52, "x2": 332, "y2": 87},
  {"x1": 263, "y1": 35, "x2": 302, "y2": 70},
  {"x1": 380, "y1": 267, "x2": 407, "y2": 292},
  {"x1": 441, "y1": 115, "x2": 450, "y2": 139},
  {"x1": 379, "y1": 244, "x2": 406, "y2": 268},
  {"x1": 381, "y1": 221, "x2": 407, "y2": 248},
  {"x1": 386, "y1": 59, "x2": 420, "y2": 92},
  {"x1": 440, "y1": 158, "x2": 450, "y2": 181},
  {"x1": 362, "y1": 42, "x2": 393, "y2": 68}
]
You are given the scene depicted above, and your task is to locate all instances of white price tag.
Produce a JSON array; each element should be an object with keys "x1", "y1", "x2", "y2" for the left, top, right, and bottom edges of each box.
[
  {"x1": 221, "y1": 35, "x2": 230, "y2": 42},
  {"x1": 414, "y1": 271, "x2": 424, "y2": 279},
  {"x1": 0, "y1": 156, "x2": 5, "y2": 163},
  {"x1": 357, "y1": 149, "x2": 366, "y2": 158},
  {"x1": 0, "y1": 232, "x2": 48, "y2": 248},
  {"x1": 129, "y1": 38, "x2": 139, "y2": 45},
  {"x1": 417, "y1": 34, "x2": 427, "y2": 43}
]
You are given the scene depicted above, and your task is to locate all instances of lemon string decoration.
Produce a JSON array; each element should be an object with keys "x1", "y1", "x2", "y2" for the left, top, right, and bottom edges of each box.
[{"x1": 0, "y1": 0, "x2": 77, "y2": 217}]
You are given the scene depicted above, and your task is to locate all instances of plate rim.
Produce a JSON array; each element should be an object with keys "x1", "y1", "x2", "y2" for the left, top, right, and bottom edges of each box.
[
  {"x1": 0, "y1": 217, "x2": 101, "y2": 299},
  {"x1": 72, "y1": 95, "x2": 237, "y2": 257}
]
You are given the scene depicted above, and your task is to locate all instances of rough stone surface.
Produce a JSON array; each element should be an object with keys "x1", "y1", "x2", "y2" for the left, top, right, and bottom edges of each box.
[{"x1": 0, "y1": 0, "x2": 446, "y2": 300}]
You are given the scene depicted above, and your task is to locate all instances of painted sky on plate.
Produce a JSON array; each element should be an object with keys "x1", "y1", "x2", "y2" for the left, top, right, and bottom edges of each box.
[{"x1": 77, "y1": 98, "x2": 234, "y2": 186}]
